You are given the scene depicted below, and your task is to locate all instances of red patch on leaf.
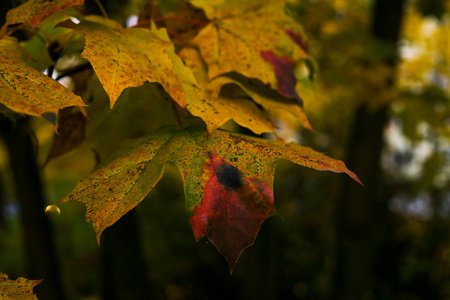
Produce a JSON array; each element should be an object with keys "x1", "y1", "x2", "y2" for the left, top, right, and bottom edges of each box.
[
  {"x1": 28, "y1": 0, "x2": 85, "y2": 28},
  {"x1": 285, "y1": 29, "x2": 309, "y2": 54},
  {"x1": 260, "y1": 50, "x2": 303, "y2": 107},
  {"x1": 189, "y1": 153, "x2": 277, "y2": 272}
]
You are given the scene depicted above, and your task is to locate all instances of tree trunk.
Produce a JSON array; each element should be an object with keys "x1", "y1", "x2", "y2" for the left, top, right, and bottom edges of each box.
[
  {"x1": 100, "y1": 208, "x2": 152, "y2": 300},
  {"x1": 332, "y1": 0, "x2": 405, "y2": 299},
  {"x1": 0, "y1": 116, "x2": 66, "y2": 300}
]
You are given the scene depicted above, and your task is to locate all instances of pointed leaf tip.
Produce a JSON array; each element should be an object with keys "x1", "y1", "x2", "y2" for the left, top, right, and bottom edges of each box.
[{"x1": 189, "y1": 154, "x2": 277, "y2": 270}]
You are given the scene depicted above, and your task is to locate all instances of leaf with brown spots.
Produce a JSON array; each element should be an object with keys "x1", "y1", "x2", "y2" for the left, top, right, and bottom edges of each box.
[
  {"x1": 189, "y1": 0, "x2": 309, "y2": 102},
  {"x1": 59, "y1": 17, "x2": 192, "y2": 108},
  {"x1": 0, "y1": 273, "x2": 42, "y2": 300},
  {"x1": 0, "y1": 38, "x2": 86, "y2": 118},
  {"x1": 61, "y1": 126, "x2": 360, "y2": 270},
  {"x1": 0, "y1": 0, "x2": 84, "y2": 37}
]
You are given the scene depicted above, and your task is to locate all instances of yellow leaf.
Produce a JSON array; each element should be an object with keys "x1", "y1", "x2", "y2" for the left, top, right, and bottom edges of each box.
[
  {"x1": 190, "y1": 0, "x2": 309, "y2": 96},
  {"x1": 60, "y1": 18, "x2": 186, "y2": 108},
  {"x1": 0, "y1": 38, "x2": 86, "y2": 117},
  {"x1": 153, "y1": 25, "x2": 275, "y2": 134},
  {"x1": 212, "y1": 73, "x2": 314, "y2": 131},
  {"x1": 180, "y1": 48, "x2": 275, "y2": 134}
]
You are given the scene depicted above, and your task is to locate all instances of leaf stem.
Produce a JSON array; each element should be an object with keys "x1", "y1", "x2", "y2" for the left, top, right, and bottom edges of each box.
[
  {"x1": 55, "y1": 63, "x2": 92, "y2": 81},
  {"x1": 94, "y1": 0, "x2": 109, "y2": 19},
  {"x1": 46, "y1": 65, "x2": 55, "y2": 79},
  {"x1": 152, "y1": 16, "x2": 209, "y2": 26},
  {"x1": 165, "y1": 28, "x2": 190, "y2": 48}
]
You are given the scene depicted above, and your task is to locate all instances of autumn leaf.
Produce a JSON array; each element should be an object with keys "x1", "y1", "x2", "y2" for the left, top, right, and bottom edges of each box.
[
  {"x1": 59, "y1": 16, "x2": 193, "y2": 108},
  {"x1": 0, "y1": 38, "x2": 86, "y2": 118},
  {"x1": 211, "y1": 73, "x2": 314, "y2": 131},
  {"x1": 0, "y1": 0, "x2": 84, "y2": 37},
  {"x1": 0, "y1": 273, "x2": 42, "y2": 300},
  {"x1": 261, "y1": 50, "x2": 302, "y2": 105},
  {"x1": 44, "y1": 107, "x2": 86, "y2": 166},
  {"x1": 190, "y1": 153, "x2": 278, "y2": 272},
  {"x1": 148, "y1": 25, "x2": 275, "y2": 135},
  {"x1": 61, "y1": 126, "x2": 360, "y2": 270},
  {"x1": 178, "y1": 45, "x2": 312, "y2": 132},
  {"x1": 189, "y1": 0, "x2": 309, "y2": 102},
  {"x1": 180, "y1": 48, "x2": 276, "y2": 135}
]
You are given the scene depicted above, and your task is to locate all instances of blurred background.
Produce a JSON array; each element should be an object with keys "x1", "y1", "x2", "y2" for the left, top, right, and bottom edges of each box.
[{"x1": 0, "y1": 0, "x2": 449, "y2": 299}]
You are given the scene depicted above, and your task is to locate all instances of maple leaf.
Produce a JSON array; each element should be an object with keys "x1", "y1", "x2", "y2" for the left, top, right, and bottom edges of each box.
[
  {"x1": 189, "y1": 0, "x2": 309, "y2": 102},
  {"x1": 0, "y1": 273, "x2": 42, "y2": 300},
  {"x1": 0, "y1": 38, "x2": 86, "y2": 118},
  {"x1": 0, "y1": 0, "x2": 83, "y2": 37},
  {"x1": 61, "y1": 126, "x2": 360, "y2": 271},
  {"x1": 59, "y1": 16, "x2": 194, "y2": 108}
]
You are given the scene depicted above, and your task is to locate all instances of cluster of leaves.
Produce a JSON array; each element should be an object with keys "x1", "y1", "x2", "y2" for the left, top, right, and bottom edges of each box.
[{"x1": 0, "y1": 0, "x2": 360, "y2": 276}]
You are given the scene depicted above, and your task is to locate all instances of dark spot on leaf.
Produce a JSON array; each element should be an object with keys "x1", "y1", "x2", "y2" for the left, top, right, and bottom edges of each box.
[{"x1": 216, "y1": 164, "x2": 242, "y2": 189}]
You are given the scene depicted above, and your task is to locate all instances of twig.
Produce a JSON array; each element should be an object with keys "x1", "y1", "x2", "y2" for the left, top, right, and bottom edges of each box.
[
  {"x1": 94, "y1": 0, "x2": 109, "y2": 19},
  {"x1": 166, "y1": 28, "x2": 190, "y2": 48},
  {"x1": 55, "y1": 63, "x2": 92, "y2": 81}
]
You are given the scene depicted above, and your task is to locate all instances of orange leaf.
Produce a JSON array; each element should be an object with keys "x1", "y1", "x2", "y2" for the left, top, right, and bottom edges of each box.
[{"x1": 1, "y1": 0, "x2": 84, "y2": 37}]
